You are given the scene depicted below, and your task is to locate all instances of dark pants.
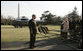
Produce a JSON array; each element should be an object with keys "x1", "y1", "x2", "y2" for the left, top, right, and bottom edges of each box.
[
  {"x1": 69, "y1": 30, "x2": 74, "y2": 39},
  {"x1": 61, "y1": 31, "x2": 63, "y2": 37},
  {"x1": 63, "y1": 32, "x2": 67, "y2": 39},
  {"x1": 29, "y1": 28, "x2": 36, "y2": 48},
  {"x1": 61, "y1": 32, "x2": 67, "y2": 39}
]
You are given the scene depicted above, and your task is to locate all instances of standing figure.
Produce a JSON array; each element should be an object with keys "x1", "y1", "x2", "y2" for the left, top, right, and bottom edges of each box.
[
  {"x1": 69, "y1": 18, "x2": 74, "y2": 39},
  {"x1": 28, "y1": 14, "x2": 37, "y2": 49},
  {"x1": 61, "y1": 20, "x2": 64, "y2": 38},
  {"x1": 38, "y1": 25, "x2": 43, "y2": 33},
  {"x1": 62, "y1": 18, "x2": 69, "y2": 39},
  {"x1": 76, "y1": 16, "x2": 82, "y2": 49}
]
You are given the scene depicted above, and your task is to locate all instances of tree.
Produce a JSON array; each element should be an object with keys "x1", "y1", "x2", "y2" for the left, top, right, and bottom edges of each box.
[
  {"x1": 52, "y1": 16, "x2": 62, "y2": 25},
  {"x1": 66, "y1": 6, "x2": 79, "y2": 20},
  {"x1": 40, "y1": 11, "x2": 55, "y2": 24},
  {"x1": 1, "y1": 15, "x2": 15, "y2": 25},
  {"x1": 1, "y1": 15, "x2": 4, "y2": 25},
  {"x1": 1, "y1": 15, "x2": 7, "y2": 25},
  {"x1": 7, "y1": 16, "x2": 13, "y2": 25}
]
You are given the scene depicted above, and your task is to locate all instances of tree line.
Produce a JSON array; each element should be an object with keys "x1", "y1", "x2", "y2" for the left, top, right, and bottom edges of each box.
[
  {"x1": 1, "y1": 16, "x2": 14, "y2": 25},
  {"x1": 1, "y1": 7, "x2": 81, "y2": 25},
  {"x1": 39, "y1": 6, "x2": 81, "y2": 25}
]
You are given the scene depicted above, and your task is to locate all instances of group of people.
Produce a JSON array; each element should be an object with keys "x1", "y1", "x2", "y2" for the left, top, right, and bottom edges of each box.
[
  {"x1": 28, "y1": 14, "x2": 82, "y2": 49},
  {"x1": 38, "y1": 25, "x2": 49, "y2": 34},
  {"x1": 61, "y1": 16, "x2": 82, "y2": 49}
]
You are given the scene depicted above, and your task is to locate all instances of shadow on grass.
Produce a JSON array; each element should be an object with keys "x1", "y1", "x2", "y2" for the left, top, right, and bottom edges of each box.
[
  {"x1": 1, "y1": 30, "x2": 79, "y2": 50},
  {"x1": 1, "y1": 30, "x2": 60, "y2": 50},
  {"x1": 36, "y1": 33, "x2": 60, "y2": 39},
  {"x1": 1, "y1": 41, "x2": 28, "y2": 48},
  {"x1": 1, "y1": 34, "x2": 59, "y2": 48},
  {"x1": 1, "y1": 36, "x2": 79, "y2": 50}
]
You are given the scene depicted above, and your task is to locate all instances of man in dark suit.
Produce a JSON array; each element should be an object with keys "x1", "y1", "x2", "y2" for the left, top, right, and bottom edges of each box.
[
  {"x1": 28, "y1": 14, "x2": 37, "y2": 49},
  {"x1": 69, "y1": 18, "x2": 74, "y2": 39},
  {"x1": 76, "y1": 16, "x2": 82, "y2": 49}
]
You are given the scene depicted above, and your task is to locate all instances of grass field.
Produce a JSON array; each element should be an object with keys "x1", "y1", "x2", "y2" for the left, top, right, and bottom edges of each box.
[
  {"x1": 1, "y1": 25, "x2": 81, "y2": 50},
  {"x1": 1, "y1": 25, "x2": 60, "y2": 43}
]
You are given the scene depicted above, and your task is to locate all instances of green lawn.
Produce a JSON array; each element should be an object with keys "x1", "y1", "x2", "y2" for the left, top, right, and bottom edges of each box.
[{"x1": 1, "y1": 25, "x2": 60, "y2": 42}]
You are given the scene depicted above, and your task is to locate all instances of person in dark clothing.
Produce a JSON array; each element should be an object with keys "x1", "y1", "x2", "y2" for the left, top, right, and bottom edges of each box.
[
  {"x1": 69, "y1": 18, "x2": 75, "y2": 39},
  {"x1": 28, "y1": 14, "x2": 37, "y2": 49},
  {"x1": 44, "y1": 26, "x2": 49, "y2": 33},
  {"x1": 43, "y1": 26, "x2": 48, "y2": 34},
  {"x1": 38, "y1": 25, "x2": 48, "y2": 34},
  {"x1": 45, "y1": 27, "x2": 49, "y2": 31},
  {"x1": 69, "y1": 18, "x2": 77, "y2": 40},
  {"x1": 76, "y1": 16, "x2": 82, "y2": 49},
  {"x1": 38, "y1": 25, "x2": 43, "y2": 33},
  {"x1": 42, "y1": 26, "x2": 47, "y2": 34},
  {"x1": 61, "y1": 20, "x2": 64, "y2": 38}
]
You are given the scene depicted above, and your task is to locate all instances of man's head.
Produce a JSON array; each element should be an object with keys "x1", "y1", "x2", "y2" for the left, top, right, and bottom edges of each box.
[
  {"x1": 64, "y1": 17, "x2": 68, "y2": 21},
  {"x1": 32, "y1": 14, "x2": 36, "y2": 19}
]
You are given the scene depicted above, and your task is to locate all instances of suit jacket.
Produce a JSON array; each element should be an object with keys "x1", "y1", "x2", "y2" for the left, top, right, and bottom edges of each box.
[{"x1": 28, "y1": 19, "x2": 37, "y2": 34}]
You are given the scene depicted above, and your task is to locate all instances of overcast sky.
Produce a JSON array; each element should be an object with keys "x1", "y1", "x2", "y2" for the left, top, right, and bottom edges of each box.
[{"x1": 1, "y1": 1, "x2": 82, "y2": 20}]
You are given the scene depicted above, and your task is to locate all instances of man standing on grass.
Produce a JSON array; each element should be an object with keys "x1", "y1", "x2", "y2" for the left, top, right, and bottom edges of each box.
[{"x1": 28, "y1": 14, "x2": 37, "y2": 49}]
